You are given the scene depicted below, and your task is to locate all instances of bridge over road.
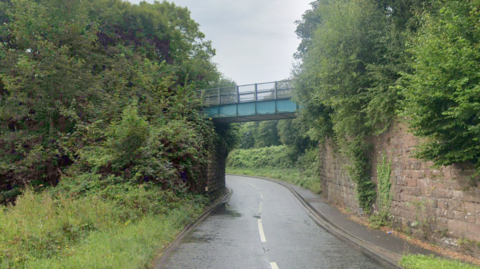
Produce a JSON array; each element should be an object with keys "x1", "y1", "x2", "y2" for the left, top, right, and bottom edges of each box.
[{"x1": 200, "y1": 80, "x2": 298, "y2": 123}]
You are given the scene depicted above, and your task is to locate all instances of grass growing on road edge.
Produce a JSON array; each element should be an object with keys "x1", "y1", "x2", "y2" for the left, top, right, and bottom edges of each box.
[
  {"x1": 0, "y1": 183, "x2": 207, "y2": 268},
  {"x1": 400, "y1": 254, "x2": 480, "y2": 269},
  {"x1": 226, "y1": 167, "x2": 321, "y2": 194}
]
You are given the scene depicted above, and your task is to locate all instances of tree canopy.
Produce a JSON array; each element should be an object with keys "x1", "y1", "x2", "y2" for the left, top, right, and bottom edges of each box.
[
  {"x1": 293, "y1": 0, "x2": 480, "y2": 211},
  {"x1": 0, "y1": 0, "x2": 229, "y2": 201},
  {"x1": 400, "y1": 0, "x2": 480, "y2": 168}
]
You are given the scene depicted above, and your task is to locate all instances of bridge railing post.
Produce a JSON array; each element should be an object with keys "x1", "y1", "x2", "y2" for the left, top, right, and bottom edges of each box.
[
  {"x1": 236, "y1": 85, "x2": 240, "y2": 103},
  {"x1": 275, "y1": 81, "x2": 278, "y2": 100},
  {"x1": 254, "y1": 83, "x2": 257, "y2": 101}
]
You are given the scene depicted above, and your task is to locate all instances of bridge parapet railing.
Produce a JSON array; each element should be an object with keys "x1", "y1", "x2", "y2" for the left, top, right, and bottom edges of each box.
[{"x1": 200, "y1": 80, "x2": 293, "y2": 106}]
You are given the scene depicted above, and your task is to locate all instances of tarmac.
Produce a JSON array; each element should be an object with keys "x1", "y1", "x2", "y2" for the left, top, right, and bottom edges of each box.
[{"x1": 229, "y1": 174, "x2": 438, "y2": 269}]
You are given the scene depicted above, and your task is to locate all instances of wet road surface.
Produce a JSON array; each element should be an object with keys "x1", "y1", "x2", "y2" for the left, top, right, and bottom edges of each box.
[{"x1": 161, "y1": 175, "x2": 384, "y2": 269}]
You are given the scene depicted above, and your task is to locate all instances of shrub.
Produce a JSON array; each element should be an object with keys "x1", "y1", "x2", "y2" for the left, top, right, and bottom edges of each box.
[{"x1": 401, "y1": 0, "x2": 480, "y2": 172}]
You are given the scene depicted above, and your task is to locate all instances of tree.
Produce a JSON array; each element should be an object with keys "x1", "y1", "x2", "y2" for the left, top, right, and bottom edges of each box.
[
  {"x1": 277, "y1": 119, "x2": 313, "y2": 156},
  {"x1": 401, "y1": 0, "x2": 480, "y2": 170},
  {"x1": 237, "y1": 122, "x2": 257, "y2": 149},
  {"x1": 292, "y1": 0, "x2": 414, "y2": 212},
  {"x1": 0, "y1": 0, "x2": 222, "y2": 196},
  {"x1": 254, "y1": 120, "x2": 281, "y2": 148}
]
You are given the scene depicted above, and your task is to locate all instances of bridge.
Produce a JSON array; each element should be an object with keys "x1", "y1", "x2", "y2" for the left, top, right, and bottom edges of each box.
[{"x1": 200, "y1": 80, "x2": 298, "y2": 123}]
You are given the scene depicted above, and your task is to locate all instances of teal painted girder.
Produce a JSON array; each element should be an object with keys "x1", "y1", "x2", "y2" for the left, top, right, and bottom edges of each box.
[{"x1": 204, "y1": 99, "x2": 298, "y2": 123}]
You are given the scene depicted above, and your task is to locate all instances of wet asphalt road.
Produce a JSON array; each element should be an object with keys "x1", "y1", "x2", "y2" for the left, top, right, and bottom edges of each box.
[{"x1": 161, "y1": 175, "x2": 384, "y2": 269}]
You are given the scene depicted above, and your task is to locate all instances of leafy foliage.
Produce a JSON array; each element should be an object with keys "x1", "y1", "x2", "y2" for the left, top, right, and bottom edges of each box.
[
  {"x1": 294, "y1": 0, "x2": 398, "y2": 143},
  {"x1": 227, "y1": 145, "x2": 321, "y2": 194},
  {"x1": 277, "y1": 119, "x2": 314, "y2": 156},
  {"x1": 369, "y1": 153, "x2": 393, "y2": 229},
  {"x1": 292, "y1": 0, "x2": 433, "y2": 212},
  {"x1": 0, "y1": 0, "x2": 226, "y2": 200},
  {"x1": 376, "y1": 153, "x2": 392, "y2": 213},
  {"x1": 293, "y1": 0, "x2": 399, "y2": 212},
  {"x1": 236, "y1": 121, "x2": 281, "y2": 149},
  {"x1": 401, "y1": 0, "x2": 480, "y2": 171},
  {"x1": 227, "y1": 146, "x2": 295, "y2": 169}
]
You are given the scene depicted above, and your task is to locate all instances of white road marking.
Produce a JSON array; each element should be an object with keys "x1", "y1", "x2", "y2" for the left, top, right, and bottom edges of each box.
[
  {"x1": 249, "y1": 183, "x2": 259, "y2": 190},
  {"x1": 259, "y1": 191, "x2": 263, "y2": 199},
  {"x1": 258, "y1": 219, "x2": 267, "y2": 242},
  {"x1": 258, "y1": 201, "x2": 263, "y2": 214},
  {"x1": 270, "y1": 262, "x2": 279, "y2": 269}
]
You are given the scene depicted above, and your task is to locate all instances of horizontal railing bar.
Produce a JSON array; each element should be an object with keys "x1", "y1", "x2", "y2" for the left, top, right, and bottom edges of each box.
[
  {"x1": 200, "y1": 79, "x2": 293, "y2": 106},
  {"x1": 237, "y1": 83, "x2": 256, "y2": 87},
  {"x1": 205, "y1": 92, "x2": 293, "y2": 98},
  {"x1": 201, "y1": 80, "x2": 292, "y2": 92}
]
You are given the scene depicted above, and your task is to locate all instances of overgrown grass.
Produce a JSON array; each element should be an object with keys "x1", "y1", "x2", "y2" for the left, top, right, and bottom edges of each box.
[
  {"x1": 0, "y1": 182, "x2": 206, "y2": 268},
  {"x1": 400, "y1": 254, "x2": 480, "y2": 269},
  {"x1": 226, "y1": 146, "x2": 321, "y2": 194}
]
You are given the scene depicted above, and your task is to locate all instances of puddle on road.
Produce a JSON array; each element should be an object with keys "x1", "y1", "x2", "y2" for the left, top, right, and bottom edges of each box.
[
  {"x1": 183, "y1": 233, "x2": 216, "y2": 243},
  {"x1": 182, "y1": 204, "x2": 241, "y2": 244},
  {"x1": 211, "y1": 203, "x2": 242, "y2": 218}
]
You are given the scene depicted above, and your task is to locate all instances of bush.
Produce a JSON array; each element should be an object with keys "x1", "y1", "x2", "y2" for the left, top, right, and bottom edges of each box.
[
  {"x1": 401, "y1": 0, "x2": 480, "y2": 172},
  {"x1": 227, "y1": 146, "x2": 295, "y2": 169},
  {"x1": 104, "y1": 104, "x2": 150, "y2": 171},
  {"x1": 0, "y1": 0, "x2": 221, "y2": 201}
]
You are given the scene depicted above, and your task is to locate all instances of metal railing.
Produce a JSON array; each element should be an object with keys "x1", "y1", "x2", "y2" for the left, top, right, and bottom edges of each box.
[{"x1": 200, "y1": 80, "x2": 293, "y2": 106}]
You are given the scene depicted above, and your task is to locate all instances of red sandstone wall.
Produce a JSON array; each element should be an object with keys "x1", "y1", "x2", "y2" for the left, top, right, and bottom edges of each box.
[{"x1": 320, "y1": 121, "x2": 480, "y2": 245}]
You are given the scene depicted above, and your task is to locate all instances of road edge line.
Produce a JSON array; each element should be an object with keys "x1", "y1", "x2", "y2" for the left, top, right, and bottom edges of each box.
[{"x1": 227, "y1": 173, "x2": 403, "y2": 269}]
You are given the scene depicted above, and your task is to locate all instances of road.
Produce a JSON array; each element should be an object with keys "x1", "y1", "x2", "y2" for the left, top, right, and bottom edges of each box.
[{"x1": 160, "y1": 175, "x2": 384, "y2": 269}]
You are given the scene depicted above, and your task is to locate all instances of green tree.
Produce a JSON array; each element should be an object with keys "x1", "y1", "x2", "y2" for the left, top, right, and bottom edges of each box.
[
  {"x1": 401, "y1": 0, "x2": 480, "y2": 170},
  {"x1": 0, "y1": 0, "x2": 222, "y2": 197},
  {"x1": 292, "y1": 0, "x2": 420, "y2": 212},
  {"x1": 254, "y1": 120, "x2": 281, "y2": 148},
  {"x1": 277, "y1": 119, "x2": 313, "y2": 157},
  {"x1": 237, "y1": 122, "x2": 257, "y2": 149}
]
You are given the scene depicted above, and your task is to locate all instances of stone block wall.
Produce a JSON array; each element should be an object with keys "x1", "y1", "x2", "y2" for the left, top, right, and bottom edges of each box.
[
  {"x1": 205, "y1": 143, "x2": 228, "y2": 198},
  {"x1": 319, "y1": 141, "x2": 359, "y2": 214},
  {"x1": 320, "y1": 121, "x2": 480, "y2": 245}
]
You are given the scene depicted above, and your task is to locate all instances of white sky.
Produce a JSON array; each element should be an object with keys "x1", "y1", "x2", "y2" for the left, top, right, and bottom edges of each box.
[{"x1": 128, "y1": 0, "x2": 313, "y2": 85}]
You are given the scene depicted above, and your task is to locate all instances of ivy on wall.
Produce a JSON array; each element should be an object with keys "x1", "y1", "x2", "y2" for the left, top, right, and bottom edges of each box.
[
  {"x1": 294, "y1": 0, "x2": 480, "y2": 213},
  {"x1": 376, "y1": 153, "x2": 392, "y2": 213}
]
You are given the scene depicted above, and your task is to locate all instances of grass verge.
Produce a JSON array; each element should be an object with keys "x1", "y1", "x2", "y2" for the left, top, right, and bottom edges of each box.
[
  {"x1": 0, "y1": 184, "x2": 206, "y2": 268},
  {"x1": 400, "y1": 254, "x2": 480, "y2": 269},
  {"x1": 226, "y1": 167, "x2": 321, "y2": 194}
]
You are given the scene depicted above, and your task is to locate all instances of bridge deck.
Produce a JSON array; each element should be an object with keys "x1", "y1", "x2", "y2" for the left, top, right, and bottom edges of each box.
[{"x1": 200, "y1": 80, "x2": 298, "y2": 123}]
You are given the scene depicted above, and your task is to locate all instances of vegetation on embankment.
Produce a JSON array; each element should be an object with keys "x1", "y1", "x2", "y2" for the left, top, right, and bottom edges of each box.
[
  {"x1": 226, "y1": 145, "x2": 321, "y2": 194},
  {"x1": 400, "y1": 255, "x2": 480, "y2": 269},
  {"x1": 0, "y1": 0, "x2": 232, "y2": 199},
  {"x1": 294, "y1": 1, "x2": 480, "y2": 263},
  {"x1": 294, "y1": 0, "x2": 480, "y2": 213},
  {"x1": 0, "y1": 182, "x2": 206, "y2": 268},
  {"x1": 0, "y1": 0, "x2": 236, "y2": 267}
]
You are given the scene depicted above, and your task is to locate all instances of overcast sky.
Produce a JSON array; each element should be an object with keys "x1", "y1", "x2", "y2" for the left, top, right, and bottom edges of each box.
[{"x1": 128, "y1": 0, "x2": 313, "y2": 85}]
